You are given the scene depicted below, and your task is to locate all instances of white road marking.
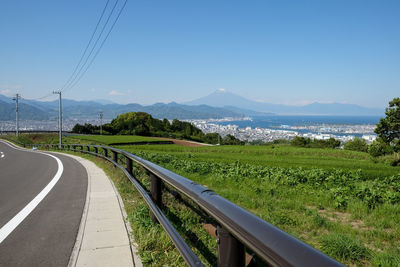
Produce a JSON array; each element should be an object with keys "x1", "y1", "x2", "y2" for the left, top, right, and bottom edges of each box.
[
  {"x1": 0, "y1": 142, "x2": 64, "y2": 244},
  {"x1": 0, "y1": 151, "x2": 4, "y2": 158}
]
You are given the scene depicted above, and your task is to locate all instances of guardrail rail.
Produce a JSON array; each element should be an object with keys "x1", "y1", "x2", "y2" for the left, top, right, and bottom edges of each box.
[{"x1": 14, "y1": 141, "x2": 344, "y2": 267}]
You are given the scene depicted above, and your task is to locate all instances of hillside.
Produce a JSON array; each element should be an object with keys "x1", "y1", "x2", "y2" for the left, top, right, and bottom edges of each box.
[{"x1": 0, "y1": 99, "x2": 50, "y2": 120}]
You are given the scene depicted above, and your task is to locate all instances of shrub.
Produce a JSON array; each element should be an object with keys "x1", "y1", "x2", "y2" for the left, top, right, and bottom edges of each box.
[
  {"x1": 291, "y1": 136, "x2": 340, "y2": 149},
  {"x1": 368, "y1": 139, "x2": 394, "y2": 157},
  {"x1": 291, "y1": 136, "x2": 311, "y2": 147},
  {"x1": 344, "y1": 138, "x2": 368, "y2": 152}
]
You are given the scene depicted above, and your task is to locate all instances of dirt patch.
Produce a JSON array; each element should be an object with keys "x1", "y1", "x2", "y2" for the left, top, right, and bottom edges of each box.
[
  {"x1": 150, "y1": 137, "x2": 212, "y2": 147},
  {"x1": 317, "y1": 208, "x2": 372, "y2": 231},
  {"x1": 307, "y1": 205, "x2": 371, "y2": 231}
]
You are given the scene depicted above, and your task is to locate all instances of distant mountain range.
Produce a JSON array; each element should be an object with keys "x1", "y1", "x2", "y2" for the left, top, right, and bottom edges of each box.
[
  {"x1": 185, "y1": 89, "x2": 383, "y2": 116},
  {"x1": 0, "y1": 94, "x2": 250, "y2": 121},
  {"x1": 0, "y1": 89, "x2": 383, "y2": 121}
]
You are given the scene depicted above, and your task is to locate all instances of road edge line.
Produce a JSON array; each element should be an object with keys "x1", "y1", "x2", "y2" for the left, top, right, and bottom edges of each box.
[{"x1": 0, "y1": 141, "x2": 64, "y2": 244}]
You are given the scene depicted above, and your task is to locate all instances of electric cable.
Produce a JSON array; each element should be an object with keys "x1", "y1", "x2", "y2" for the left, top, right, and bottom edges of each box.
[
  {"x1": 63, "y1": 0, "x2": 128, "y2": 93},
  {"x1": 60, "y1": 0, "x2": 111, "y2": 91},
  {"x1": 62, "y1": 0, "x2": 122, "y2": 92}
]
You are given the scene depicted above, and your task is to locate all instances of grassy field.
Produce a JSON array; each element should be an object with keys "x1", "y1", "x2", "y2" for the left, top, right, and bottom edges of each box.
[
  {"x1": 2, "y1": 134, "x2": 163, "y2": 145},
  {"x1": 120, "y1": 144, "x2": 399, "y2": 178},
  {"x1": 3, "y1": 134, "x2": 400, "y2": 266},
  {"x1": 121, "y1": 144, "x2": 400, "y2": 266},
  {"x1": 67, "y1": 134, "x2": 163, "y2": 144}
]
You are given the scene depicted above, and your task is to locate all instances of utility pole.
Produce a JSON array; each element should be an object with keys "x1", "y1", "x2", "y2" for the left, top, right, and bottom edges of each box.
[
  {"x1": 12, "y1": 94, "x2": 20, "y2": 137},
  {"x1": 53, "y1": 91, "x2": 62, "y2": 148},
  {"x1": 99, "y1": 111, "x2": 103, "y2": 135}
]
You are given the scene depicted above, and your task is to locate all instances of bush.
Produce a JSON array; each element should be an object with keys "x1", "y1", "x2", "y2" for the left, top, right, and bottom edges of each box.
[
  {"x1": 368, "y1": 139, "x2": 394, "y2": 157},
  {"x1": 291, "y1": 136, "x2": 311, "y2": 147},
  {"x1": 222, "y1": 134, "x2": 245, "y2": 145},
  {"x1": 290, "y1": 136, "x2": 340, "y2": 149},
  {"x1": 344, "y1": 138, "x2": 368, "y2": 152}
]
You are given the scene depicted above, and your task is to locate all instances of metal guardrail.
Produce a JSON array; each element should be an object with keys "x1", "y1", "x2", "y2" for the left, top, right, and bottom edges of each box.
[{"x1": 29, "y1": 143, "x2": 343, "y2": 267}]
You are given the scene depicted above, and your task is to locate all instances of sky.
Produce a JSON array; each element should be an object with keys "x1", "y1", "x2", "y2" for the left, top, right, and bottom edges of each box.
[{"x1": 0, "y1": 0, "x2": 399, "y2": 108}]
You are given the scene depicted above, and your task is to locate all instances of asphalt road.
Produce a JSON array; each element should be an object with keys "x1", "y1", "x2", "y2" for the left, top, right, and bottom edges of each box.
[{"x1": 0, "y1": 141, "x2": 87, "y2": 266}]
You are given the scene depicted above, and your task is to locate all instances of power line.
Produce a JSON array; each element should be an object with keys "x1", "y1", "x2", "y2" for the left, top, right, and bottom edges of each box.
[
  {"x1": 21, "y1": 92, "x2": 56, "y2": 101},
  {"x1": 60, "y1": 0, "x2": 111, "y2": 91},
  {"x1": 63, "y1": 0, "x2": 128, "y2": 93},
  {"x1": 18, "y1": 0, "x2": 127, "y2": 102},
  {"x1": 63, "y1": 0, "x2": 127, "y2": 93}
]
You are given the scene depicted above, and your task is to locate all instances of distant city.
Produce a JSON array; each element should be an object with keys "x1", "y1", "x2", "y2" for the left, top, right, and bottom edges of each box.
[
  {"x1": 186, "y1": 118, "x2": 377, "y2": 143},
  {"x1": 1, "y1": 117, "x2": 377, "y2": 144}
]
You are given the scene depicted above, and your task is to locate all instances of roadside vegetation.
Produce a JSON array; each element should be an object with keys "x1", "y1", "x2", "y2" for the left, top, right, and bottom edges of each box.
[
  {"x1": 1, "y1": 133, "x2": 164, "y2": 146},
  {"x1": 67, "y1": 134, "x2": 163, "y2": 144},
  {"x1": 122, "y1": 146, "x2": 400, "y2": 266}
]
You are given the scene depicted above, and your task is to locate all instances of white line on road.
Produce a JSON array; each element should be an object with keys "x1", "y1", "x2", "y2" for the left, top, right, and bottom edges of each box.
[
  {"x1": 0, "y1": 152, "x2": 4, "y2": 158},
  {"x1": 0, "y1": 142, "x2": 64, "y2": 244}
]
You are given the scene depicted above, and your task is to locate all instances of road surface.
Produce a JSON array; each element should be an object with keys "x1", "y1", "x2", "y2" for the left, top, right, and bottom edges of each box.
[{"x1": 0, "y1": 141, "x2": 87, "y2": 266}]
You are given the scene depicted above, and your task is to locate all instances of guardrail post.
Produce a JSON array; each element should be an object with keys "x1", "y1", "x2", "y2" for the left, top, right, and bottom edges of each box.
[
  {"x1": 86, "y1": 146, "x2": 90, "y2": 152},
  {"x1": 217, "y1": 226, "x2": 245, "y2": 267},
  {"x1": 112, "y1": 151, "x2": 118, "y2": 164},
  {"x1": 104, "y1": 148, "x2": 108, "y2": 158},
  {"x1": 94, "y1": 147, "x2": 98, "y2": 154},
  {"x1": 126, "y1": 157, "x2": 133, "y2": 175},
  {"x1": 150, "y1": 173, "x2": 162, "y2": 223}
]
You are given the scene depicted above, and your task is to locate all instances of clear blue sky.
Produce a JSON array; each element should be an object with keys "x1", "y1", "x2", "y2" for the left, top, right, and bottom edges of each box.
[{"x1": 0, "y1": 0, "x2": 399, "y2": 108}]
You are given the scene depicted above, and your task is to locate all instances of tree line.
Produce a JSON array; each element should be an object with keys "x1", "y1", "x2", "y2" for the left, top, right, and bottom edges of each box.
[{"x1": 72, "y1": 112, "x2": 244, "y2": 145}]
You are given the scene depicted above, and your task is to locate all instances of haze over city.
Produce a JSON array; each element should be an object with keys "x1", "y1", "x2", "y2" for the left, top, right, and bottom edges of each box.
[{"x1": 1, "y1": 0, "x2": 399, "y2": 108}]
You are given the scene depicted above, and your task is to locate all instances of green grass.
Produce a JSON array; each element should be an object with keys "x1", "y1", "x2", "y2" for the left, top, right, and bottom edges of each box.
[
  {"x1": 67, "y1": 134, "x2": 164, "y2": 145},
  {"x1": 120, "y1": 144, "x2": 399, "y2": 177},
  {"x1": 119, "y1": 145, "x2": 400, "y2": 266},
  {"x1": 320, "y1": 233, "x2": 369, "y2": 262},
  {"x1": 1, "y1": 134, "x2": 164, "y2": 146}
]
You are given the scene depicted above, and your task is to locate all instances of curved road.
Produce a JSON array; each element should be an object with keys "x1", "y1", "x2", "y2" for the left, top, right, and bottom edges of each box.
[{"x1": 0, "y1": 141, "x2": 87, "y2": 266}]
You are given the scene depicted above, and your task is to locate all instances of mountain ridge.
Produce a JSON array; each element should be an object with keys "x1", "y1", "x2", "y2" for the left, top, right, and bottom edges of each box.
[
  {"x1": 184, "y1": 89, "x2": 383, "y2": 116},
  {"x1": 0, "y1": 94, "x2": 247, "y2": 121},
  {"x1": 0, "y1": 89, "x2": 384, "y2": 121}
]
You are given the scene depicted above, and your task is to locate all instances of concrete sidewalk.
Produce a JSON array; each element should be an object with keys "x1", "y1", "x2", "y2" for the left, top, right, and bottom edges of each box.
[{"x1": 63, "y1": 154, "x2": 142, "y2": 267}]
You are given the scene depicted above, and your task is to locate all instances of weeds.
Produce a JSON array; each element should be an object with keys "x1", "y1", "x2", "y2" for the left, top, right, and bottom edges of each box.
[{"x1": 320, "y1": 234, "x2": 369, "y2": 262}]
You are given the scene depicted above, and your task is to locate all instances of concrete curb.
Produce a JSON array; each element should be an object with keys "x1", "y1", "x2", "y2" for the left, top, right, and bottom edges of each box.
[{"x1": 66, "y1": 154, "x2": 91, "y2": 267}]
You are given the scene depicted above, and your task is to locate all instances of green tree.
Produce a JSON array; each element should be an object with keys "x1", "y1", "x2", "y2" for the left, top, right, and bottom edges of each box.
[
  {"x1": 375, "y1": 97, "x2": 400, "y2": 152},
  {"x1": 325, "y1": 138, "x2": 341, "y2": 149},
  {"x1": 368, "y1": 138, "x2": 394, "y2": 157},
  {"x1": 343, "y1": 138, "x2": 368, "y2": 152},
  {"x1": 291, "y1": 136, "x2": 311, "y2": 147},
  {"x1": 222, "y1": 134, "x2": 245, "y2": 145},
  {"x1": 203, "y1": 133, "x2": 220, "y2": 144}
]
